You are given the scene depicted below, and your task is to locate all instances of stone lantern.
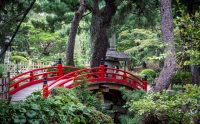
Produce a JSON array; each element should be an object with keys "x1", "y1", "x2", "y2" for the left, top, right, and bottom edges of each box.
[{"x1": 105, "y1": 34, "x2": 130, "y2": 72}]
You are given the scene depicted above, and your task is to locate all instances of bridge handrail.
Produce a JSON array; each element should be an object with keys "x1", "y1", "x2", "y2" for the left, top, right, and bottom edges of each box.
[
  {"x1": 10, "y1": 66, "x2": 57, "y2": 81},
  {"x1": 48, "y1": 67, "x2": 100, "y2": 88},
  {"x1": 10, "y1": 66, "x2": 79, "y2": 81},
  {"x1": 9, "y1": 65, "x2": 80, "y2": 95},
  {"x1": 48, "y1": 66, "x2": 147, "y2": 91},
  {"x1": 105, "y1": 67, "x2": 144, "y2": 82},
  {"x1": 75, "y1": 67, "x2": 146, "y2": 90},
  {"x1": 9, "y1": 63, "x2": 147, "y2": 96}
]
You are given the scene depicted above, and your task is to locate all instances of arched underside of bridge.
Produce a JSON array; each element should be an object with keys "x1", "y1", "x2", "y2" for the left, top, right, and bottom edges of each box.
[
  {"x1": 85, "y1": 82, "x2": 135, "y2": 91},
  {"x1": 84, "y1": 81, "x2": 140, "y2": 93},
  {"x1": 82, "y1": 81, "x2": 137, "y2": 123}
]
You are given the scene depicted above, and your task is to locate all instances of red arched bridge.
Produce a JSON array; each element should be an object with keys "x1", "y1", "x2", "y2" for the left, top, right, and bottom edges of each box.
[{"x1": 9, "y1": 63, "x2": 147, "y2": 101}]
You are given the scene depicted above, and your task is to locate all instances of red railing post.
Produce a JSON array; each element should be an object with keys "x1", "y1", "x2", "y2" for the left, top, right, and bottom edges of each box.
[
  {"x1": 142, "y1": 75, "x2": 148, "y2": 92},
  {"x1": 113, "y1": 73, "x2": 116, "y2": 79},
  {"x1": 57, "y1": 58, "x2": 63, "y2": 77},
  {"x1": 123, "y1": 72, "x2": 127, "y2": 81},
  {"x1": 30, "y1": 71, "x2": 34, "y2": 82},
  {"x1": 14, "y1": 84, "x2": 19, "y2": 89},
  {"x1": 43, "y1": 77, "x2": 49, "y2": 98},
  {"x1": 100, "y1": 65, "x2": 105, "y2": 78},
  {"x1": 143, "y1": 81, "x2": 148, "y2": 92},
  {"x1": 100, "y1": 59, "x2": 105, "y2": 78}
]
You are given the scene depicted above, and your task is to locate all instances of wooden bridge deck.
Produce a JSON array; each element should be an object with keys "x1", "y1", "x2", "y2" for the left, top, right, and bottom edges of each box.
[
  {"x1": 11, "y1": 82, "x2": 45, "y2": 102},
  {"x1": 10, "y1": 80, "x2": 73, "y2": 102},
  {"x1": 11, "y1": 82, "x2": 150, "y2": 102}
]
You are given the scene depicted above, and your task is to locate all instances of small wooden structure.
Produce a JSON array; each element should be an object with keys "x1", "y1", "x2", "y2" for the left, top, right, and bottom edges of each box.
[{"x1": 0, "y1": 73, "x2": 10, "y2": 101}]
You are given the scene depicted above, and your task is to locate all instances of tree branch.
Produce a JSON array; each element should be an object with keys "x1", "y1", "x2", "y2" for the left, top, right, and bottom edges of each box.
[
  {"x1": 0, "y1": 10, "x2": 26, "y2": 28},
  {"x1": 0, "y1": 0, "x2": 36, "y2": 61}
]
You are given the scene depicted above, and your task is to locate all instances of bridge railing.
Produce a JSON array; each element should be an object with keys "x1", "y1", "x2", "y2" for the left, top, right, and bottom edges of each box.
[
  {"x1": 48, "y1": 65, "x2": 147, "y2": 92},
  {"x1": 9, "y1": 63, "x2": 79, "y2": 95},
  {"x1": 9, "y1": 61, "x2": 147, "y2": 96}
]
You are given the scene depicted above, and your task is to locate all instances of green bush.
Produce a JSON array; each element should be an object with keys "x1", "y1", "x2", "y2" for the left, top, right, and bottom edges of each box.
[
  {"x1": 172, "y1": 71, "x2": 191, "y2": 85},
  {"x1": 140, "y1": 69, "x2": 156, "y2": 81},
  {"x1": 119, "y1": 87, "x2": 146, "y2": 124},
  {"x1": 128, "y1": 84, "x2": 200, "y2": 124},
  {"x1": 0, "y1": 88, "x2": 114, "y2": 124}
]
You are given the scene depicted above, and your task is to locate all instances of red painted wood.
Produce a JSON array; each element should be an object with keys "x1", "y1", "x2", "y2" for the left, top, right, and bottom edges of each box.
[
  {"x1": 43, "y1": 84, "x2": 49, "y2": 98},
  {"x1": 57, "y1": 64, "x2": 63, "y2": 77},
  {"x1": 9, "y1": 64, "x2": 147, "y2": 96},
  {"x1": 48, "y1": 67, "x2": 147, "y2": 92},
  {"x1": 9, "y1": 65, "x2": 79, "y2": 95}
]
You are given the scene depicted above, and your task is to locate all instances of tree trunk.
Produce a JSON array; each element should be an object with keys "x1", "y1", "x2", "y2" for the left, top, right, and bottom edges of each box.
[
  {"x1": 153, "y1": 0, "x2": 176, "y2": 92},
  {"x1": 66, "y1": 0, "x2": 86, "y2": 66},
  {"x1": 0, "y1": 36, "x2": 6, "y2": 63},
  {"x1": 90, "y1": 0, "x2": 116, "y2": 67},
  {"x1": 191, "y1": 65, "x2": 200, "y2": 85}
]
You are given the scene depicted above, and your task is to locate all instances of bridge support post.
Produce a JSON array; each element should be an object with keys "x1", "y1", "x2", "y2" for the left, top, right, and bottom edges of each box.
[
  {"x1": 57, "y1": 58, "x2": 63, "y2": 77},
  {"x1": 43, "y1": 77, "x2": 49, "y2": 98}
]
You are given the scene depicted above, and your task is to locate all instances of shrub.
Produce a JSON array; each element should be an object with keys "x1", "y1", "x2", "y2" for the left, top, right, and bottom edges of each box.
[
  {"x1": 128, "y1": 84, "x2": 200, "y2": 124},
  {"x1": 140, "y1": 69, "x2": 156, "y2": 82},
  {"x1": 172, "y1": 71, "x2": 191, "y2": 85},
  {"x1": 0, "y1": 88, "x2": 114, "y2": 124},
  {"x1": 119, "y1": 87, "x2": 146, "y2": 124}
]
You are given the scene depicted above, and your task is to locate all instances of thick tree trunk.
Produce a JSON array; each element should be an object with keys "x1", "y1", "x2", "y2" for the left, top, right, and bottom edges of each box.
[
  {"x1": 90, "y1": 0, "x2": 116, "y2": 67},
  {"x1": 66, "y1": 0, "x2": 86, "y2": 66},
  {"x1": 153, "y1": 0, "x2": 176, "y2": 92}
]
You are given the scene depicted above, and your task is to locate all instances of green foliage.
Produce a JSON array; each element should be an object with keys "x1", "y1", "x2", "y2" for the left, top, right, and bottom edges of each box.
[
  {"x1": 10, "y1": 56, "x2": 28, "y2": 63},
  {"x1": 140, "y1": 69, "x2": 156, "y2": 82},
  {"x1": 0, "y1": 0, "x2": 35, "y2": 62},
  {"x1": 73, "y1": 76, "x2": 106, "y2": 112},
  {"x1": 172, "y1": 71, "x2": 191, "y2": 85},
  {"x1": 120, "y1": 87, "x2": 146, "y2": 102},
  {"x1": 117, "y1": 28, "x2": 162, "y2": 67},
  {"x1": 128, "y1": 84, "x2": 200, "y2": 124},
  {"x1": 0, "y1": 88, "x2": 114, "y2": 124},
  {"x1": 87, "y1": 108, "x2": 114, "y2": 124},
  {"x1": 118, "y1": 114, "x2": 142, "y2": 124},
  {"x1": 0, "y1": 64, "x2": 3, "y2": 75},
  {"x1": 172, "y1": 84, "x2": 183, "y2": 91},
  {"x1": 119, "y1": 87, "x2": 146, "y2": 124},
  {"x1": 117, "y1": 28, "x2": 160, "y2": 52},
  {"x1": 175, "y1": 2, "x2": 200, "y2": 65},
  {"x1": 127, "y1": 57, "x2": 140, "y2": 70}
]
